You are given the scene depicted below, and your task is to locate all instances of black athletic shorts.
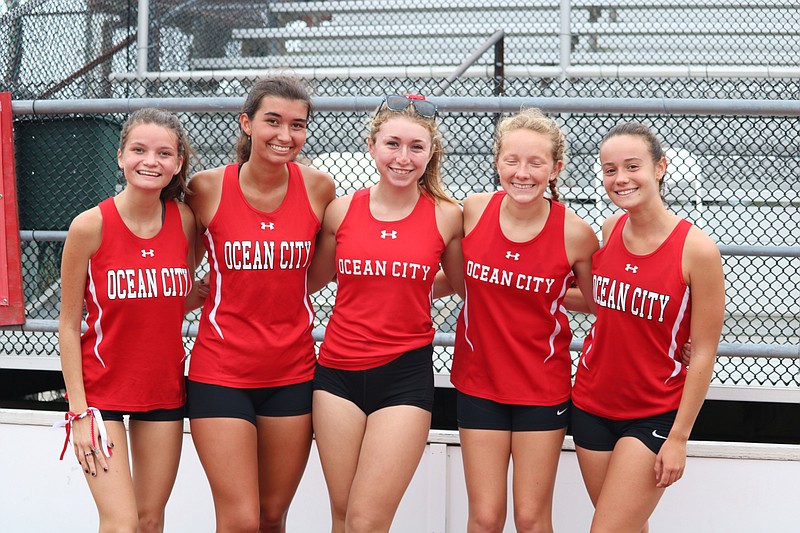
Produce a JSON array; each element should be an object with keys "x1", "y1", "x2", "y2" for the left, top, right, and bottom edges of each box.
[
  {"x1": 457, "y1": 391, "x2": 570, "y2": 431},
  {"x1": 185, "y1": 379, "x2": 312, "y2": 425},
  {"x1": 100, "y1": 406, "x2": 185, "y2": 422},
  {"x1": 571, "y1": 405, "x2": 678, "y2": 454},
  {"x1": 313, "y1": 344, "x2": 434, "y2": 415}
]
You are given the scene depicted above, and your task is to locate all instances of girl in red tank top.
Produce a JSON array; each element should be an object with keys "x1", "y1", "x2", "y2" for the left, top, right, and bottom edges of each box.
[
  {"x1": 572, "y1": 122, "x2": 724, "y2": 532},
  {"x1": 59, "y1": 108, "x2": 198, "y2": 531},
  {"x1": 308, "y1": 95, "x2": 462, "y2": 531},
  {"x1": 186, "y1": 77, "x2": 335, "y2": 531},
  {"x1": 447, "y1": 108, "x2": 599, "y2": 532}
]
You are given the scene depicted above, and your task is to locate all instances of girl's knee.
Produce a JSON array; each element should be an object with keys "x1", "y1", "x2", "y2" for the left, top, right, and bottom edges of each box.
[
  {"x1": 135, "y1": 513, "x2": 165, "y2": 533},
  {"x1": 513, "y1": 511, "x2": 553, "y2": 533},
  {"x1": 218, "y1": 509, "x2": 260, "y2": 533},
  {"x1": 469, "y1": 507, "x2": 506, "y2": 533},
  {"x1": 345, "y1": 508, "x2": 392, "y2": 533},
  {"x1": 98, "y1": 516, "x2": 137, "y2": 533},
  {"x1": 258, "y1": 508, "x2": 287, "y2": 533},
  {"x1": 98, "y1": 506, "x2": 138, "y2": 533}
]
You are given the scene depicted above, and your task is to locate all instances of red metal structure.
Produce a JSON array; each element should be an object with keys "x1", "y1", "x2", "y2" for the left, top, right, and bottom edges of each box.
[{"x1": 0, "y1": 92, "x2": 25, "y2": 325}]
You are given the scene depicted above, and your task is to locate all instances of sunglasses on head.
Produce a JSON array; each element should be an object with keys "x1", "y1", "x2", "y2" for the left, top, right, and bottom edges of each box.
[{"x1": 382, "y1": 94, "x2": 437, "y2": 118}]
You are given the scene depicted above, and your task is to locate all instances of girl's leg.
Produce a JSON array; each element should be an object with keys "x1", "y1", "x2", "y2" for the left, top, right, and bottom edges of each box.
[
  {"x1": 510, "y1": 428, "x2": 565, "y2": 533},
  {"x1": 255, "y1": 414, "x2": 313, "y2": 532},
  {"x1": 459, "y1": 428, "x2": 511, "y2": 533},
  {"x1": 575, "y1": 445, "x2": 613, "y2": 508},
  {"x1": 190, "y1": 417, "x2": 260, "y2": 532},
  {"x1": 312, "y1": 390, "x2": 368, "y2": 533},
  {"x1": 85, "y1": 420, "x2": 138, "y2": 533},
  {"x1": 345, "y1": 405, "x2": 431, "y2": 533},
  {"x1": 128, "y1": 419, "x2": 183, "y2": 533},
  {"x1": 578, "y1": 438, "x2": 662, "y2": 533}
]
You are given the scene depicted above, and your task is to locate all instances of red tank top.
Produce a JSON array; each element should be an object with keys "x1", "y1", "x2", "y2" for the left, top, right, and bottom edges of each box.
[
  {"x1": 189, "y1": 162, "x2": 319, "y2": 387},
  {"x1": 318, "y1": 188, "x2": 445, "y2": 370},
  {"x1": 81, "y1": 198, "x2": 190, "y2": 411},
  {"x1": 572, "y1": 214, "x2": 693, "y2": 419},
  {"x1": 451, "y1": 194, "x2": 574, "y2": 405}
]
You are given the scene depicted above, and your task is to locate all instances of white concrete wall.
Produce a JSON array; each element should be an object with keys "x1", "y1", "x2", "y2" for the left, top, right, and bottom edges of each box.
[{"x1": 2, "y1": 409, "x2": 799, "y2": 532}]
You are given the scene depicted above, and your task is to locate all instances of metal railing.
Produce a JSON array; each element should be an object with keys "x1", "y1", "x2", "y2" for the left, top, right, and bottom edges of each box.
[{"x1": 13, "y1": 96, "x2": 800, "y2": 117}]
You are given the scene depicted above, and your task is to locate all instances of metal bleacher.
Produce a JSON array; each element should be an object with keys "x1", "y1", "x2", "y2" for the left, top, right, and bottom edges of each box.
[{"x1": 184, "y1": 0, "x2": 800, "y2": 76}]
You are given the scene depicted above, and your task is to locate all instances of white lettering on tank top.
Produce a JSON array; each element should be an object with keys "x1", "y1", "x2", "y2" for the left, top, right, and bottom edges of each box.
[
  {"x1": 592, "y1": 274, "x2": 671, "y2": 322},
  {"x1": 464, "y1": 260, "x2": 556, "y2": 294},
  {"x1": 222, "y1": 240, "x2": 312, "y2": 270},
  {"x1": 337, "y1": 258, "x2": 432, "y2": 280},
  {"x1": 106, "y1": 267, "x2": 190, "y2": 299}
]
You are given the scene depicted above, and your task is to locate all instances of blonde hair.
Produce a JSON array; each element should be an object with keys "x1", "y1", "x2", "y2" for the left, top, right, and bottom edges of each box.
[
  {"x1": 493, "y1": 108, "x2": 566, "y2": 202},
  {"x1": 368, "y1": 103, "x2": 455, "y2": 204}
]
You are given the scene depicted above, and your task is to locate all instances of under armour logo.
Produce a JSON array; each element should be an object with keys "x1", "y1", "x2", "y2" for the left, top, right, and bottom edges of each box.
[
  {"x1": 141, "y1": 249, "x2": 155, "y2": 257},
  {"x1": 625, "y1": 263, "x2": 638, "y2": 273},
  {"x1": 380, "y1": 230, "x2": 397, "y2": 239},
  {"x1": 505, "y1": 251, "x2": 520, "y2": 261},
  {"x1": 260, "y1": 222, "x2": 275, "y2": 230}
]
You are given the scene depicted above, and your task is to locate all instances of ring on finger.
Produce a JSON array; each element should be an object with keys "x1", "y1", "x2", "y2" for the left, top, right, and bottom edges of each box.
[{"x1": 84, "y1": 452, "x2": 92, "y2": 456}]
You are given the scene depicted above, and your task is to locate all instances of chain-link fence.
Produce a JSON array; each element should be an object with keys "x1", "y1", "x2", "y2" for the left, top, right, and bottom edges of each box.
[
  {"x1": 9, "y1": 100, "x2": 800, "y2": 390},
  {"x1": 2, "y1": 1, "x2": 799, "y2": 393},
  {"x1": 3, "y1": 0, "x2": 800, "y2": 100}
]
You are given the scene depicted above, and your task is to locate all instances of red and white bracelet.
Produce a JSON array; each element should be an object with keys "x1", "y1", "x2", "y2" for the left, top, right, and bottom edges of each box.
[{"x1": 53, "y1": 407, "x2": 113, "y2": 460}]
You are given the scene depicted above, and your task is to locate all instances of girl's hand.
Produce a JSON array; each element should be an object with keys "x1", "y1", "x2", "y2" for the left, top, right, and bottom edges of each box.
[
  {"x1": 196, "y1": 273, "x2": 211, "y2": 300},
  {"x1": 184, "y1": 273, "x2": 211, "y2": 312},
  {"x1": 71, "y1": 414, "x2": 112, "y2": 476},
  {"x1": 654, "y1": 437, "x2": 687, "y2": 488},
  {"x1": 681, "y1": 339, "x2": 692, "y2": 366}
]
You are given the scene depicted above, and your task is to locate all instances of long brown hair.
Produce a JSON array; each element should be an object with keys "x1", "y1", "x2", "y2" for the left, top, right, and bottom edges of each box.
[{"x1": 236, "y1": 76, "x2": 313, "y2": 164}]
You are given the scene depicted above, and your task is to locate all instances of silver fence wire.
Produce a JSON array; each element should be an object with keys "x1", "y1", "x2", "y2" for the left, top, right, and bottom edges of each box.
[{"x1": 2, "y1": 0, "x2": 800, "y2": 389}]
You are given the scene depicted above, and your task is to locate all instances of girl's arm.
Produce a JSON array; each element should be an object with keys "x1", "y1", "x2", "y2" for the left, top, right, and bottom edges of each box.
[
  {"x1": 655, "y1": 228, "x2": 725, "y2": 488},
  {"x1": 436, "y1": 194, "x2": 494, "y2": 300},
  {"x1": 178, "y1": 201, "x2": 208, "y2": 312},
  {"x1": 563, "y1": 210, "x2": 600, "y2": 313},
  {"x1": 435, "y1": 201, "x2": 464, "y2": 299},
  {"x1": 308, "y1": 196, "x2": 351, "y2": 294},
  {"x1": 298, "y1": 163, "x2": 336, "y2": 223},
  {"x1": 58, "y1": 208, "x2": 111, "y2": 473},
  {"x1": 433, "y1": 269, "x2": 457, "y2": 299},
  {"x1": 184, "y1": 169, "x2": 221, "y2": 311}
]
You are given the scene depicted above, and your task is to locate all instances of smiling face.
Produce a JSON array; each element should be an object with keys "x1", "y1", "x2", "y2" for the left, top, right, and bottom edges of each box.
[
  {"x1": 599, "y1": 133, "x2": 667, "y2": 210},
  {"x1": 239, "y1": 96, "x2": 308, "y2": 166},
  {"x1": 368, "y1": 116, "x2": 434, "y2": 190},
  {"x1": 117, "y1": 123, "x2": 183, "y2": 193},
  {"x1": 496, "y1": 128, "x2": 562, "y2": 205}
]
